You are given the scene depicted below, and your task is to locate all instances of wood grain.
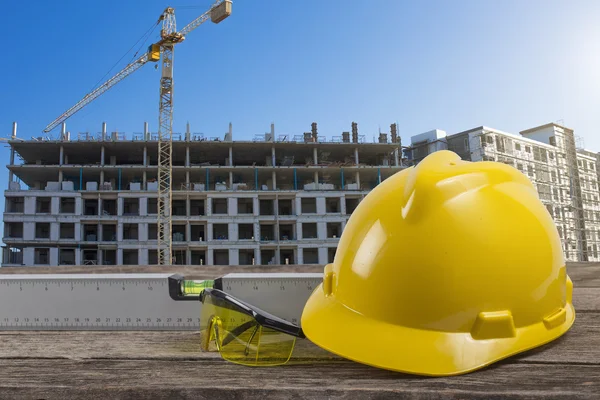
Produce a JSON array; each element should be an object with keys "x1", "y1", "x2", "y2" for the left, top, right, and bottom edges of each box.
[{"x1": 0, "y1": 262, "x2": 597, "y2": 399}]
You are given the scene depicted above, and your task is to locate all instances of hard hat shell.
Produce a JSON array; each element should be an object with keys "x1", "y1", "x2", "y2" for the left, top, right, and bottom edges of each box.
[{"x1": 301, "y1": 150, "x2": 575, "y2": 376}]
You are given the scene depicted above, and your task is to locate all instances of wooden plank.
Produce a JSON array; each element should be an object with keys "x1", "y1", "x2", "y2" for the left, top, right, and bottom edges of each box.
[
  {"x1": 0, "y1": 312, "x2": 597, "y2": 364},
  {"x1": 0, "y1": 263, "x2": 596, "y2": 398},
  {"x1": 0, "y1": 360, "x2": 597, "y2": 399},
  {"x1": 568, "y1": 264, "x2": 600, "y2": 287},
  {"x1": 573, "y1": 287, "x2": 600, "y2": 311}
]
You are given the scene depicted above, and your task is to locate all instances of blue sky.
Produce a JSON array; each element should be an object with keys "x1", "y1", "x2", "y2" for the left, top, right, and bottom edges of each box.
[{"x1": 2, "y1": 0, "x2": 600, "y2": 191}]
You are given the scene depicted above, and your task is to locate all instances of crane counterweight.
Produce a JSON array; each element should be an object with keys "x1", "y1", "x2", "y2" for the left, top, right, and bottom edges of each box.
[{"x1": 211, "y1": 0, "x2": 232, "y2": 23}]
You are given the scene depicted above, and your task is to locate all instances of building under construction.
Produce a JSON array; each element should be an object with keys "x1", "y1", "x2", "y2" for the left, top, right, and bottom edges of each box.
[
  {"x1": 406, "y1": 122, "x2": 600, "y2": 262},
  {"x1": 2, "y1": 122, "x2": 402, "y2": 267}
]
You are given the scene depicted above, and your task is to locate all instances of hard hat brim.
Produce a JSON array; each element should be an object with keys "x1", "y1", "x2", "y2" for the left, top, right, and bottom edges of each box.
[{"x1": 301, "y1": 282, "x2": 575, "y2": 376}]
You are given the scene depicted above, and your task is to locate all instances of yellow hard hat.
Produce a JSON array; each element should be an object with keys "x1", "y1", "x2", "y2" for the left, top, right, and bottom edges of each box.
[{"x1": 301, "y1": 150, "x2": 575, "y2": 376}]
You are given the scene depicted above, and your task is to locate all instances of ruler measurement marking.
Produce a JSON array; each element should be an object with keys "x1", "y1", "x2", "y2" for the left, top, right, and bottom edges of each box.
[{"x1": 0, "y1": 274, "x2": 320, "y2": 331}]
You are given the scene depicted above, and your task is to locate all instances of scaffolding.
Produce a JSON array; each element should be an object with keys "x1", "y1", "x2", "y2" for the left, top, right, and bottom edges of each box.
[{"x1": 461, "y1": 128, "x2": 600, "y2": 262}]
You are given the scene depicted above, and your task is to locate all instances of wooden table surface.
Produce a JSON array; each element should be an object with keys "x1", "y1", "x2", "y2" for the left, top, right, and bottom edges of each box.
[{"x1": 0, "y1": 263, "x2": 598, "y2": 399}]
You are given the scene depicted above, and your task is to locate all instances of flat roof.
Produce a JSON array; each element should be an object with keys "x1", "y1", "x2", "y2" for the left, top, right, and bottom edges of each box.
[
  {"x1": 448, "y1": 126, "x2": 558, "y2": 150},
  {"x1": 519, "y1": 122, "x2": 574, "y2": 135}
]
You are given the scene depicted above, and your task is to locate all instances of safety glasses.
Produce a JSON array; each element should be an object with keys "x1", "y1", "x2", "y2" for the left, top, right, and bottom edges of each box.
[
  {"x1": 199, "y1": 288, "x2": 305, "y2": 366},
  {"x1": 168, "y1": 275, "x2": 305, "y2": 367}
]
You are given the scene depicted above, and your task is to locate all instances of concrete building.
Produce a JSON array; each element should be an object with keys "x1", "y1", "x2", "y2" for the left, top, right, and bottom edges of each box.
[
  {"x1": 406, "y1": 122, "x2": 600, "y2": 262},
  {"x1": 2, "y1": 122, "x2": 402, "y2": 267}
]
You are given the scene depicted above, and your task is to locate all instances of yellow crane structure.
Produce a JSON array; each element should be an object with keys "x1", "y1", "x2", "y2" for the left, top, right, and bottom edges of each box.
[{"x1": 42, "y1": 1, "x2": 232, "y2": 265}]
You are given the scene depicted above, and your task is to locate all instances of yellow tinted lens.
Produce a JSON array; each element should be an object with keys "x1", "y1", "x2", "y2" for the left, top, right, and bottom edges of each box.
[
  {"x1": 199, "y1": 294, "x2": 219, "y2": 352},
  {"x1": 202, "y1": 292, "x2": 296, "y2": 366}
]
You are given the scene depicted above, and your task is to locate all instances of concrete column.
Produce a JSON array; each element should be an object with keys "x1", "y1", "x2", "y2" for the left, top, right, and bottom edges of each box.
[
  {"x1": 316, "y1": 197, "x2": 326, "y2": 214},
  {"x1": 140, "y1": 197, "x2": 148, "y2": 216},
  {"x1": 75, "y1": 249, "x2": 82, "y2": 266},
  {"x1": 117, "y1": 222, "x2": 123, "y2": 241},
  {"x1": 253, "y1": 197, "x2": 259, "y2": 216},
  {"x1": 272, "y1": 171, "x2": 277, "y2": 190},
  {"x1": 207, "y1": 223, "x2": 213, "y2": 240},
  {"x1": 318, "y1": 247, "x2": 328, "y2": 265},
  {"x1": 271, "y1": 147, "x2": 276, "y2": 166},
  {"x1": 23, "y1": 248, "x2": 34, "y2": 266},
  {"x1": 206, "y1": 197, "x2": 212, "y2": 216},
  {"x1": 50, "y1": 248, "x2": 59, "y2": 267},
  {"x1": 186, "y1": 249, "x2": 192, "y2": 265},
  {"x1": 117, "y1": 249, "x2": 123, "y2": 265},
  {"x1": 100, "y1": 171, "x2": 105, "y2": 187},
  {"x1": 59, "y1": 146, "x2": 64, "y2": 165},
  {"x1": 23, "y1": 222, "x2": 34, "y2": 240},
  {"x1": 143, "y1": 171, "x2": 147, "y2": 190},
  {"x1": 186, "y1": 197, "x2": 191, "y2": 217},
  {"x1": 295, "y1": 197, "x2": 302, "y2": 215},
  {"x1": 355, "y1": 171, "x2": 361, "y2": 190},
  {"x1": 186, "y1": 171, "x2": 190, "y2": 189},
  {"x1": 102, "y1": 122, "x2": 107, "y2": 141},
  {"x1": 186, "y1": 146, "x2": 190, "y2": 167},
  {"x1": 354, "y1": 148, "x2": 359, "y2": 165},
  {"x1": 296, "y1": 223, "x2": 303, "y2": 241},
  {"x1": 185, "y1": 122, "x2": 191, "y2": 141},
  {"x1": 394, "y1": 148, "x2": 400, "y2": 166},
  {"x1": 144, "y1": 122, "x2": 149, "y2": 141},
  {"x1": 314, "y1": 171, "x2": 319, "y2": 185},
  {"x1": 8, "y1": 142, "x2": 14, "y2": 186},
  {"x1": 254, "y1": 223, "x2": 260, "y2": 241},
  {"x1": 61, "y1": 123, "x2": 67, "y2": 141},
  {"x1": 58, "y1": 171, "x2": 64, "y2": 183},
  {"x1": 229, "y1": 249, "x2": 239, "y2": 266},
  {"x1": 101, "y1": 146, "x2": 105, "y2": 166},
  {"x1": 313, "y1": 148, "x2": 318, "y2": 165},
  {"x1": 138, "y1": 223, "x2": 148, "y2": 241},
  {"x1": 254, "y1": 248, "x2": 261, "y2": 265},
  {"x1": 317, "y1": 222, "x2": 327, "y2": 240},
  {"x1": 340, "y1": 196, "x2": 347, "y2": 214},
  {"x1": 117, "y1": 198, "x2": 124, "y2": 216},
  {"x1": 51, "y1": 197, "x2": 59, "y2": 215},
  {"x1": 229, "y1": 172, "x2": 233, "y2": 190},
  {"x1": 229, "y1": 147, "x2": 233, "y2": 166},
  {"x1": 143, "y1": 146, "x2": 147, "y2": 166},
  {"x1": 297, "y1": 248, "x2": 304, "y2": 264},
  {"x1": 229, "y1": 223, "x2": 238, "y2": 241},
  {"x1": 140, "y1": 248, "x2": 149, "y2": 265},
  {"x1": 24, "y1": 197, "x2": 35, "y2": 214},
  {"x1": 186, "y1": 223, "x2": 191, "y2": 243},
  {"x1": 229, "y1": 197, "x2": 237, "y2": 215},
  {"x1": 11, "y1": 122, "x2": 17, "y2": 139},
  {"x1": 274, "y1": 247, "x2": 281, "y2": 265},
  {"x1": 50, "y1": 222, "x2": 59, "y2": 241},
  {"x1": 207, "y1": 249, "x2": 214, "y2": 266}
]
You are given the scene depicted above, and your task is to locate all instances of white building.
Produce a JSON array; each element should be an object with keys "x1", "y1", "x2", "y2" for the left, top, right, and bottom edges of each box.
[{"x1": 407, "y1": 122, "x2": 600, "y2": 262}]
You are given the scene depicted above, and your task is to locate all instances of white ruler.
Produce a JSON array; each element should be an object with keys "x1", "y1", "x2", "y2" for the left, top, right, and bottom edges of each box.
[
  {"x1": 0, "y1": 273, "x2": 323, "y2": 331},
  {"x1": 0, "y1": 274, "x2": 199, "y2": 331}
]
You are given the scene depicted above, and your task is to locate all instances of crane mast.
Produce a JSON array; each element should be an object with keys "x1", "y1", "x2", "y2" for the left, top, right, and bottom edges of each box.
[{"x1": 157, "y1": 8, "x2": 184, "y2": 266}]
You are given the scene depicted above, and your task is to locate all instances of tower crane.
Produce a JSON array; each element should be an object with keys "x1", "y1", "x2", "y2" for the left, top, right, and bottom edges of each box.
[{"x1": 42, "y1": 1, "x2": 232, "y2": 265}]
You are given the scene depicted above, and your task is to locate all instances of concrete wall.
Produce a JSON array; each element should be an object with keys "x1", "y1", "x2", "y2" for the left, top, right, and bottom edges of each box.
[{"x1": 3, "y1": 189, "x2": 357, "y2": 267}]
